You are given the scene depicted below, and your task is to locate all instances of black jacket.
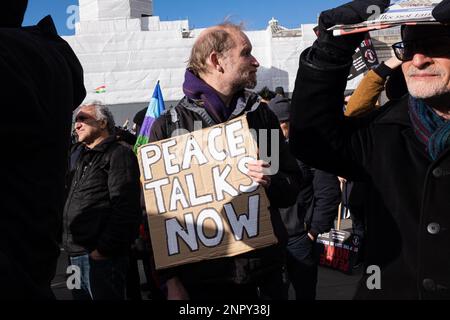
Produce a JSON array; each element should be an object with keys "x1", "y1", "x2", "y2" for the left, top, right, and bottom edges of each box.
[
  {"x1": 63, "y1": 137, "x2": 142, "y2": 257},
  {"x1": 0, "y1": 16, "x2": 85, "y2": 298},
  {"x1": 149, "y1": 91, "x2": 302, "y2": 285},
  {"x1": 290, "y1": 48, "x2": 450, "y2": 299},
  {"x1": 280, "y1": 161, "x2": 340, "y2": 238}
]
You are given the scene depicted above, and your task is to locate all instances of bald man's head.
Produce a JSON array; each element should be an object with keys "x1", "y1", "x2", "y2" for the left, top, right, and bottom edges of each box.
[
  {"x1": 1, "y1": 0, "x2": 28, "y2": 27},
  {"x1": 188, "y1": 23, "x2": 244, "y2": 76}
]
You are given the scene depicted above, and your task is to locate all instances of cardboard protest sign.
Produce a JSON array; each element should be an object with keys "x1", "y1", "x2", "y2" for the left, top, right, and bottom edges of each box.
[{"x1": 138, "y1": 115, "x2": 277, "y2": 270}]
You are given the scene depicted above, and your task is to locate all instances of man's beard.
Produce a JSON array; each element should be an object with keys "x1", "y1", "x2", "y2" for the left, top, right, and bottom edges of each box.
[
  {"x1": 245, "y1": 78, "x2": 257, "y2": 89},
  {"x1": 405, "y1": 66, "x2": 450, "y2": 99},
  {"x1": 238, "y1": 70, "x2": 257, "y2": 90}
]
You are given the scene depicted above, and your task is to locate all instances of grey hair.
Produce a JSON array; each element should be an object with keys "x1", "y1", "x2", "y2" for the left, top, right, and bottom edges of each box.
[{"x1": 76, "y1": 100, "x2": 116, "y2": 134}]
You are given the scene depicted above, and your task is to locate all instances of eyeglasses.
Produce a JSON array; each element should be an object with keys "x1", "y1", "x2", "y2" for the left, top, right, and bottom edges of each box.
[
  {"x1": 392, "y1": 37, "x2": 450, "y2": 61},
  {"x1": 75, "y1": 115, "x2": 88, "y2": 122},
  {"x1": 75, "y1": 114, "x2": 97, "y2": 123}
]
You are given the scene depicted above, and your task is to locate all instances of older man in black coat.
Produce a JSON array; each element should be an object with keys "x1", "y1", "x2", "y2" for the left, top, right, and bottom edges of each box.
[
  {"x1": 0, "y1": 0, "x2": 86, "y2": 299},
  {"x1": 290, "y1": 0, "x2": 450, "y2": 299}
]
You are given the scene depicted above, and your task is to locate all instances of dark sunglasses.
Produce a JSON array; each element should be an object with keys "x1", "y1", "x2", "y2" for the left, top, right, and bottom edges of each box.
[
  {"x1": 392, "y1": 36, "x2": 450, "y2": 61},
  {"x1": 75, "y1": 114, "x2": 97, "y2": 123},
  {"x1": 75, "y1": 115, "x2": 88, "y2": 122}
]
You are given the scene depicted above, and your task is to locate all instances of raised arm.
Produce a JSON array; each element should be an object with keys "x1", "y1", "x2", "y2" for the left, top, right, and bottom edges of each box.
[{"x1": 289, "y1": 0, "x2": 390, "y2": 180}]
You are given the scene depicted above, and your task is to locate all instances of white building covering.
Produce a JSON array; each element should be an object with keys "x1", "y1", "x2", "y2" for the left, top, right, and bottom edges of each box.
[
  {"x1": 63, "y1": 0, "x2": 315, "y2": 122},
  {"x1": 63, "y1": 0, "x2": 386, "y2": 123}
]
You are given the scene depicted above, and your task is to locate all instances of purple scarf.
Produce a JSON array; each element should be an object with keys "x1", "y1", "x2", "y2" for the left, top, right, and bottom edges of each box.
[{"x1": 183, "y1": 69, "x2": 236, "y2": 123}]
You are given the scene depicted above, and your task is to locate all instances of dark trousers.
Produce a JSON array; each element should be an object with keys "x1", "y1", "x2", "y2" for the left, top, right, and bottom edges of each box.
[
  {"x1": 1, "y1": 252, "x2": 56, "y2": 300},
  {"x1": 184, "y1": 266, "x2": 287, "y2": 300},
  {"x1": 89, "y1": 256, "x2": 129, "y2": 300},
  {"x1": 286, "y1": 233, "x2": 318, "y2": 300},
  {"x1": 69, "y1": 254, "x2": 129, "y2": 300},
  {"x1": 126, "y1": 250, "x2": 142, "y2": 300}
]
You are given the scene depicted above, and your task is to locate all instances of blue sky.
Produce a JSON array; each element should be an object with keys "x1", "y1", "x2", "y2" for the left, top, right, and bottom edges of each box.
[{"x1": 23, "y1": 0, "x2": 349, "y2": 35}]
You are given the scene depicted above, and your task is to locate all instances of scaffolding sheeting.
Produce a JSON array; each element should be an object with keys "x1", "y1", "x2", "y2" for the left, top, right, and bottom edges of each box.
[
  {"x1": 64, "y1": 14, "x2": 314, "y2": 104},
  {"x1": 79, "y1": 0, "x2": 153, "y2": 21}
]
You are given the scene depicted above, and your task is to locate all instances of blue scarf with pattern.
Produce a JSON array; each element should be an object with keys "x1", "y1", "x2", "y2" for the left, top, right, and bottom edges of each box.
[{"x1": 409, "y1": 97, "x2": 450, "y2": 160}]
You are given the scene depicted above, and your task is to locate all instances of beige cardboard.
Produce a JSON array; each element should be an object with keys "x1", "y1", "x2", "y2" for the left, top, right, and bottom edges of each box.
[{"x1": 138, "y1": 115, "x2": 277, "y2": 270}]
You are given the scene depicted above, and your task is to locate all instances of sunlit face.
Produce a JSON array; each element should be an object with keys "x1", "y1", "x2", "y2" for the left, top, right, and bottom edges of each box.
[
  {"x1": 401, "y1": 27, "x2": 450, "y2": 99},
  {"x1": 74, "y1": 105, "x2": 105, "y2": 145},
  {"x1": 220, "y1": 30, "x2": 260, "y2": 92},
  {"x1": 402, "y1": 55, "x2": 450, "y2": 99}
]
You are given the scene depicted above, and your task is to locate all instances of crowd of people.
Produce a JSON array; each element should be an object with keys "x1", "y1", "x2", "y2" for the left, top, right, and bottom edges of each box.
[{"x1": 2, "y1": 0, "x2": 450, "y2": 301}]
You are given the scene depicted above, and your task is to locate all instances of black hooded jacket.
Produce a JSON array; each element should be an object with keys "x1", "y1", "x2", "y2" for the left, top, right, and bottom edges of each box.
[
  {"x1": 63, "y1": 137, "x2": 142, "y2": 257},
  {"x1": 0, "y1": 16, "x2": 86, "y2": 298}
]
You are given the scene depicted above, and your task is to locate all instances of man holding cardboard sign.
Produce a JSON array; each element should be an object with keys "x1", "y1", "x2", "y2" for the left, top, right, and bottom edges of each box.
[
  {"x1": 140, "y1": 116, "x2": 275, "y2": 269},
  {"x1": 141, "y1": 23, "x2": 301, "y2": 300}
]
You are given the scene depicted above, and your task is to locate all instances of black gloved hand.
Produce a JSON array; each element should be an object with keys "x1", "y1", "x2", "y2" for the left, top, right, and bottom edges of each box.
[
  {"x1": 310, "y1": 0, "x2": 390, "y2": 66},
  {"x1": 433, "y1": 0, "x2": 450, "y2": 24}
]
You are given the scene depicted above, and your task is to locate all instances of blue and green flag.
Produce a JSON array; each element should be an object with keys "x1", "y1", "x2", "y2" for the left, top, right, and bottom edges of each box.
[{"x1": 134, "y1": 81, "x2": 165, "y2": 153}]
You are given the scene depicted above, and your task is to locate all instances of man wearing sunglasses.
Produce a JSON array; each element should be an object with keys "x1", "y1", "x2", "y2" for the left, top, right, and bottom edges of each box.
[
  {"x1": 64, "y1": 102, "x2": 142, "y2": 300},
  {"x1": 290, "y1": 0, "x2": 450, "y2": 299}
]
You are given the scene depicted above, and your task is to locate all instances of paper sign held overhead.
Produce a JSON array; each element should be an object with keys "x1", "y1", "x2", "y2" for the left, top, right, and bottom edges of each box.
[{"x1": 330, "y1": 0, "x2": 443, "y2": 36}]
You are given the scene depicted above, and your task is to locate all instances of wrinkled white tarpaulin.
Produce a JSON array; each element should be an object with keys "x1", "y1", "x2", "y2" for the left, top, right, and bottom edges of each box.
[
  {"x1": 79, "y1": 0, "x2": 153, "y2": 21},
  {"x1": 64, "y1": 0, "x2": 368, "y2": 106}
]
